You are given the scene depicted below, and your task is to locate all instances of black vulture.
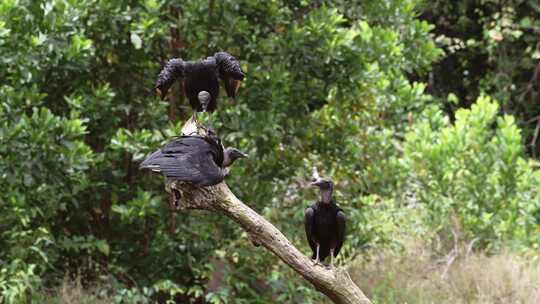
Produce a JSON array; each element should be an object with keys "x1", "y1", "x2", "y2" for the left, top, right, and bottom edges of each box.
[
  {"x1": 155, "y1": 52, "x2": 245, "y2": 113},
  {"x1": 304, "y1": 178, "x2": 346, "y2": 267},
  {"x1": 139, "y1": 134, "x2": 247, "y2": 187}
]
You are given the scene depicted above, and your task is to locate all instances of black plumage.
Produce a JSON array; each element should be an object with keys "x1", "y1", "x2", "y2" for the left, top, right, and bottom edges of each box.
[
  {"x1": 155, "y1": 52, "x2": 245, "y2": 112},
  {"x1": 139, "y1": 134, "x2": 246, "y2": 187},
  {"x1": 304, "y1": 178, "x2": 346, "y2": 267}
]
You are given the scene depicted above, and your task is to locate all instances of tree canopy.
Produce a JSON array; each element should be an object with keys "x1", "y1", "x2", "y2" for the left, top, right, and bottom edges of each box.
[{"x1": 1, "y1": 0, "x2": 539, "y2": 303}]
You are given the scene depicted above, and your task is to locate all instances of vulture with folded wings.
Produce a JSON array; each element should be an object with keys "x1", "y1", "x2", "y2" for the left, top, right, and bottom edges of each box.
[
  {"x1": 304, "y1": 178, "x2": 346, "y2": 267},
  {"x1": 140, "y1": 134, "x2": 247, "y2": 187}
]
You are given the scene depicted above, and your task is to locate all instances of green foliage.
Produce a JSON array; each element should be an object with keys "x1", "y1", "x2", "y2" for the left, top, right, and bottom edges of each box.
[
  {"x1": 0, "y1": 106, "x2": 93, "y2": 302},
  {"x1": 420, "y1": 0, "x2": 540, "y2": 154},
  {"x1": 399, "y1": 96, "x2": 540, "y2": 249},
  {"x1": 0, "y1": 0, "x2": 538, "y2": 303}
]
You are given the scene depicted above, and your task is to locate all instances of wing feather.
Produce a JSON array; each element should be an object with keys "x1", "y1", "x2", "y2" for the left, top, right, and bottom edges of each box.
[
  {"x1": 140, "y1": 136, "x2": 224, "y2": 187},
  {"x1": 304, "y1": 205, "x2": 317, "y2": 258},
  {"x1": 334, "y1": 210, "x2": 346, "y2": 257},
  {"x1": 155, "y1": 58, "x2": 184, "y2": 99}
]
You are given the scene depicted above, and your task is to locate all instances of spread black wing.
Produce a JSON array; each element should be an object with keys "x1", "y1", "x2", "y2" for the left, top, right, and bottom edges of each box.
[
  {"x1": 304, "y1": 204, "x2": 317, "y2": 259},
  {"x1": 140, "y1": 136, "x2": 225, "y2": 187},
  {"x1": 155, "y1": 58, "x2": 184, "y2": 100},
  {"x1": 214, "y1": 52, "x2": 244, "y2": 100}
]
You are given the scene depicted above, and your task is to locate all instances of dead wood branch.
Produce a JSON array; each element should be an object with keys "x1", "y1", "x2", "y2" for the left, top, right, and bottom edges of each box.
[
  {"x1": 167, "y1": 181, "x2": 371, "y2": 304},
  {"x1": 156, "y1": 117, "x2": 372, "y2": 303}
]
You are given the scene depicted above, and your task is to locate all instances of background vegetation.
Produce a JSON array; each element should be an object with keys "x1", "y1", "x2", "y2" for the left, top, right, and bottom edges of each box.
[{"x1": 1, "y1": 0, "x2": 539, "y2": 303}]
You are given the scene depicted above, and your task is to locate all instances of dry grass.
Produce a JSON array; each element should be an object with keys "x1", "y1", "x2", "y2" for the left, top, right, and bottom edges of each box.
[
  {"x1": 32, "y1": 275, "x2": 113, "y2": 304},
  {"x1": 351, "y1": 242, "x2": 540, "y2": 304},
  {"x1": 448, "y1": 253, "x2": 540, "y2": 303}
]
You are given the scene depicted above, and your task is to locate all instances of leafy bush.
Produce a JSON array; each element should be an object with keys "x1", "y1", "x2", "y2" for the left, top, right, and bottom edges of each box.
[
  {"x1": 1, "y1": 0, "x2": 538, "y2": 303},
  {"x1": 419, "y1": 0, "x2": 540, "y2": 154},
  {"x1": 0, "y1": 106, "x2": 93, "y2": 301},
  {"x1": 399, "y1": 96, "x2": 540, "y2": 249}
]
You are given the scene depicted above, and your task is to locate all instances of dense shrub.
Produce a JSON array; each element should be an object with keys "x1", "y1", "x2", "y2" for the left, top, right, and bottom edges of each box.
[
  {"x1": 398, "y1": 97, "x2": 540, "y2": 249},
  {"x1": 1, "y1": 0, "x2": 538, "y2": 303}
]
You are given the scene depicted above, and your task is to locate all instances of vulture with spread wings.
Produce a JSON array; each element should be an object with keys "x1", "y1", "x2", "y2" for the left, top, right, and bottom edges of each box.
[{"x1": 155, "y1": 52, "x2": 245, "y2": 113}]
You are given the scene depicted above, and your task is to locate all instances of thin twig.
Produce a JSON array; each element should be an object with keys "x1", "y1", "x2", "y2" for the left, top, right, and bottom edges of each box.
[{"x1": 530, "y1": 119, "x2": 540, "y2": 156}]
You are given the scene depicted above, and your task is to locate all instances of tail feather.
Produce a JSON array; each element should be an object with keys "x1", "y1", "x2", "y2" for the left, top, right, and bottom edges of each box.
[{"x1": 140, "y1": 150, "x2": 193, "y2": 180}]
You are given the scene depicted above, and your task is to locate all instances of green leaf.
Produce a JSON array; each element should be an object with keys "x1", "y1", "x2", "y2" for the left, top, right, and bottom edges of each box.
[{"x1": 130, "y1": 32, "x2": 142, "y2": 49}]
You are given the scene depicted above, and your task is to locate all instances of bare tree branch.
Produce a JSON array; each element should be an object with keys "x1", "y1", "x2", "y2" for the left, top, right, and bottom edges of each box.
[
  {"x1": 167, "y1": 181, "x2": 371, "y2": 304},
  {"x1": 155, "y1": 117, "x2": 373, "y2": 303}
]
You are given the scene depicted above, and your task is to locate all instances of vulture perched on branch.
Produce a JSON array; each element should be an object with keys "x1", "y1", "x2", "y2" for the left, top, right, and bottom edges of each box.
[
  {"x1": 304, "y1": 177, "x2": 346, "y2": 267},
  {"x1": 140, "y1": 134, "x2": 247, "y2": 187},
  {"x1": 155, "y1": 52, "x2": 245, "y2": 113}
]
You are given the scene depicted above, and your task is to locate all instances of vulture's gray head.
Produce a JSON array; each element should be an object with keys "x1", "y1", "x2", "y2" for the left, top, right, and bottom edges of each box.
[
  {"x1": 310, "y1": 178, "x2": 334, "y2": 203},
  {"x1": 223, "y1": 147, "x2": 248, "y2": 167},
  {"x1": 310, "y1": 178, "x2": 333, "y2": 190},
  {"x1": 198, "y1": 91, "x2": 211, "y2": 112}
]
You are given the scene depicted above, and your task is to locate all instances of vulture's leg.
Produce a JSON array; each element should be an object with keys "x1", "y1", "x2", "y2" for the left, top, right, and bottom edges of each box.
[
  {"x1": 313, "y1": 244, "x2": 321, "y2": 266},
  {"x1": 329, "y1": 248, "x2": 335, "y2": 268}
]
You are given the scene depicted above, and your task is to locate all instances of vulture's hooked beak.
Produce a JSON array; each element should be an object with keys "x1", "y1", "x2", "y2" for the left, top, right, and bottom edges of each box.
[{"x1": 310, "y1": 179, "x2": 324, "y2": 187}]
